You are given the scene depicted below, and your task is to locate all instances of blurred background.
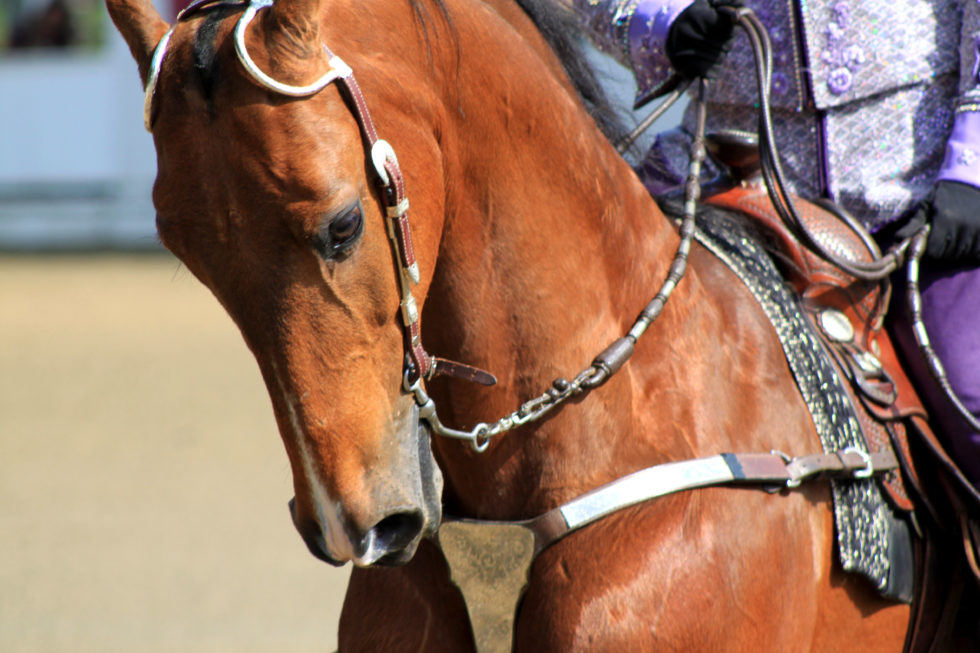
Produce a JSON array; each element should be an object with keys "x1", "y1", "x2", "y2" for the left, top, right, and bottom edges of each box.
[{"x1": 0, "y1": 1, "x2": 682, "y2": 650}]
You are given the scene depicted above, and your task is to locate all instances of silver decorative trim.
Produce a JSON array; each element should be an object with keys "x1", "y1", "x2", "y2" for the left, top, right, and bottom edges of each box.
[
  {"x1": 234, "y1": 0, "x2": 352, "y2": 98},
  {"x1": 819, "y1": 308, "x2": 855, "y2": 343},
  {"x1": 143, "y1": 25, "x2": 176, "y2": 131}
]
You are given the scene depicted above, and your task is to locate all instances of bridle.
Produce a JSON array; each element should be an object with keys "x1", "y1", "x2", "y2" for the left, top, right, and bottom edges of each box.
[
  {"x1": 140, "y1": 6, "x2": 973, "y2": 640},
  {"x1": 144, "y1": 0, "x2": 977, "y2": 449},
  {"x1": 145, "y1": 0, "x2": 433, "y2": 381},
  {"x1": 143, "y1": 0, "x2": 705, "y2": 452}
]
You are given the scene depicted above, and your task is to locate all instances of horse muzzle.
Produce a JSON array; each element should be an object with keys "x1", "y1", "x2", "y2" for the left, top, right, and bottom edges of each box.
[{"x1": 287, "y1": 407, "x2": 444, "y2": 567}]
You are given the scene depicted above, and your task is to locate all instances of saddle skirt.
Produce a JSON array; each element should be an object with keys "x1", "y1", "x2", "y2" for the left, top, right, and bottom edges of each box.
[
  {"x1": 705, "y1": 185, "x2": 923, "y2": 514},
  {"x1": 698, "y1": 182, "x2": 980, "y2": 650}
]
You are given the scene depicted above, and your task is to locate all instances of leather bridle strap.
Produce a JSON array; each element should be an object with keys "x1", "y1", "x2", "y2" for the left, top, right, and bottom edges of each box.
[
  {"x1": 322, "y1": 51, "x2": 497, "y2": 386},
  {"x1": 447, "y1": 447, "x2": 899, "y2": 557},
  {"x1": 240, "y1": 6, "x2": 497, "y2": 387},
  {"x1": 237, "y1": 0, "x2": 433, "y2": 384},
  {"x1": 331, "y1": 71, "x2": 432, "y2": 383},
  {"x1": 145, "y1": 0, "x2": 494, "y2": 389}
]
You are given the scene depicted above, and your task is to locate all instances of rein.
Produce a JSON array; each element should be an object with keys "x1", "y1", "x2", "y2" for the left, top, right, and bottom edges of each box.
[
  {"x1": 140, "y1": 0, "x2": 937, "y2": 517},
  {"x1": 140, "y1": 6, "x2": 928, "y2": 648},
  {"x1": 725, "y1": 6, "x2": 980, "y2": 433},
  {"x1": 722, "y1": 7, "x2": 908, "y2": 281},
  {"x1": 907, "y1": 231, "x2": 980, "y2": 433}
]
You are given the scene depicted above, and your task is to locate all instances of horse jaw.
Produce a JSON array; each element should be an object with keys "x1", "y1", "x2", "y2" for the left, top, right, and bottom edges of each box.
[{"x1": 105, "y1": 0, "x2": 170, "y2": 81}]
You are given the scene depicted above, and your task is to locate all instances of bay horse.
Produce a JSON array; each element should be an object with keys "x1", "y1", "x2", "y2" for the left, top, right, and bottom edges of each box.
[{"x1": 107, "y1": 0, "x2": 915, "y2": 648}]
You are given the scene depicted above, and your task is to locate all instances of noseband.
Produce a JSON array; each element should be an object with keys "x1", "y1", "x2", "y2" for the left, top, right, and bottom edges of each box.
[{"x1": 143, "y1": 0, "x2": 701, "y2": 452}]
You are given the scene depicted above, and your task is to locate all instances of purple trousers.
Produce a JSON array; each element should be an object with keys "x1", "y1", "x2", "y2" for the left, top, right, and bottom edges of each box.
[{"x1": 891, "y1": 264, "x2": 980, "y2": 487}]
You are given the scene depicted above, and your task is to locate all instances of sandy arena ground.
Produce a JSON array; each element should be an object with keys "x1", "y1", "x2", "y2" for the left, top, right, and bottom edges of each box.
[{"x1": 1, "y1": 253, "x2": 351, "y2": 652}]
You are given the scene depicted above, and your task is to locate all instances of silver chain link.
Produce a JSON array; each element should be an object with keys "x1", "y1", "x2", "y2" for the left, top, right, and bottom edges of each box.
[{"x1": 412, "y1": 81, "x2": 709, "y2": 451}]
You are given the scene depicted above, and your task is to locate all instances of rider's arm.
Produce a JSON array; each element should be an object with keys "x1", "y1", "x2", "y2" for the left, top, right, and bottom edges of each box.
[
  {"x1": 569, "y1": 0, "x2": 691, "y2": 102},
  {"x1": 570, "y1": 0, "x2": 737, "y2": 105},
  {"x1": 910, "y1": 1, "x2": 980, "y2": 263},
  {"x1": 937, "y1": 2, "x2": 980, "y2": 188}
]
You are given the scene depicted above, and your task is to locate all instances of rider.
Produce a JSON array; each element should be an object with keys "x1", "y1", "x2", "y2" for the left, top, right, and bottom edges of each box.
[{"x1": 569, "y1": 0, "x2": 980, "y2": 488}]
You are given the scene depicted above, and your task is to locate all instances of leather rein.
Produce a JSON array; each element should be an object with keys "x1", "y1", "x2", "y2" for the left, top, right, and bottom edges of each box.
[{"x1": 719, "y1": 7, "x2": 980, "y2": 434}]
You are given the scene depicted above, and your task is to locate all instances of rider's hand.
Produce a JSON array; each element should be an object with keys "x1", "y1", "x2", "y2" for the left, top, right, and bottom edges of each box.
[
  {"x1": 897, "y1": 181, "x2": 980, "y2": 264},
  {"x1": 666, "y1": 0, "x2": 741, "y2": 80}
]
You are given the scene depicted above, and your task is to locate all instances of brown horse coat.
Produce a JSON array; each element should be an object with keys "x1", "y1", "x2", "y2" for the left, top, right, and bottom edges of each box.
[{"x1": 107, "y1": 0, "x2": 911, "y2": 648}]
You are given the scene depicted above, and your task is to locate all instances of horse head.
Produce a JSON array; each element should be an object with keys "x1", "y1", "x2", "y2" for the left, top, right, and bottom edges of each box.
[{"x1": 107, "y1": 0, "x2": 453, "y2": 566}]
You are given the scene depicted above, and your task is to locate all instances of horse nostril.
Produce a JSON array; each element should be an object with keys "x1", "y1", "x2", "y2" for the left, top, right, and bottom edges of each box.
[{"x1": 367, "y1": 510, "x2": 425, "y2": 554}]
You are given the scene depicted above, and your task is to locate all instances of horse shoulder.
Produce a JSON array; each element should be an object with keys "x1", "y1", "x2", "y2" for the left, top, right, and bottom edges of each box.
[{"x1": 513, "y1": 483, "x2": 837, "y2": 650}]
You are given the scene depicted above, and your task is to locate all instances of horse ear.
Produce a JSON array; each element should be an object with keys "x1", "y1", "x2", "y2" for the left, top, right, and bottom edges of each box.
[
  {"x1": 265, "y1": 0, "x2": 325, "y2": 58},
  {"x1": 106, "y1": 0, "x2": 171, "y2": 83}
]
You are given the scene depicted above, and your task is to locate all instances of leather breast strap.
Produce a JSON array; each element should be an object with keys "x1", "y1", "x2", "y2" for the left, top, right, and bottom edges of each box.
[
  {"x1": 438, "y1": 448, "x2": 898, "y2": 652},
  {"x1": 512, "y1": 449, "x2": 898, "y2": 556}
]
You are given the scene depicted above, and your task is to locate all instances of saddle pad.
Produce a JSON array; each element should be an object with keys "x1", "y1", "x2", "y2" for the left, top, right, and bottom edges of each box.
[
  {"x1": 691, "y1": 205, "x2": 912, "y2": 600},
  {"x1": 706, "y1": 185, "x2": 920, "y2": 512}
]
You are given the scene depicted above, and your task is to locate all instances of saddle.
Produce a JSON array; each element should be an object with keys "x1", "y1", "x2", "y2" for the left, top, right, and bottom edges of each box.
[{"x1": 703, "y1": 132, "x2": 980, "y2": 652}]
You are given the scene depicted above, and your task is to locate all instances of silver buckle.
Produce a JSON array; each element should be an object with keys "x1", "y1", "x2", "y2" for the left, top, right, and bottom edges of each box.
[
  {"x1": 371, "y1": 140, "x2": 398, "y2": 187},
  {"x1": 842, "y1": 446, "x2": 874, "y2": 479}
]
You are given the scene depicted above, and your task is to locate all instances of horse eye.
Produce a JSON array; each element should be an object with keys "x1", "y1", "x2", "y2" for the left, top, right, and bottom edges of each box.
[
  {"x1": 314, "y1": 202, "x2": 364, "y2": 259},
  {"x1": 330, "y1": 204, "x2": 363, "y2": 243}
]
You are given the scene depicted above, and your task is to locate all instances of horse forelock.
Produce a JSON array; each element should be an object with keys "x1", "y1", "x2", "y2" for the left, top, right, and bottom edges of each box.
[{"x1": 190, "y1": 5, "x2": 240, "y2": 107}]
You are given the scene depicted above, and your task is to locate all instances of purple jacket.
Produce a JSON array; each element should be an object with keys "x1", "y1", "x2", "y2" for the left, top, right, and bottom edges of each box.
[{"x1": 574, "y1": 0, "x2": 980, "y2": 218}]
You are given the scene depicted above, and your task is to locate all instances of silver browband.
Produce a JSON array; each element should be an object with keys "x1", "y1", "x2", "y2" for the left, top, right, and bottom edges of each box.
[{"x1": 142, "y1": 0, "x2": 352, "y2": 132}]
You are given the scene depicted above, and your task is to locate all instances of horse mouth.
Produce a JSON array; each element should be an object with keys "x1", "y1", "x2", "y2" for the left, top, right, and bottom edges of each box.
[{"x1": 288, "y1": 498, "x2": 346, "y2": 566}]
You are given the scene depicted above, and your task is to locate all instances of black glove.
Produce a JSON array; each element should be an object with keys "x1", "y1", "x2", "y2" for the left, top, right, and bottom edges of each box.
[
  {"x1": 666, "y1": 0, "x2": 741, "y2": 80},
  {"x1": 897, "y1": 181, "x2": 980, "y2": 265}
]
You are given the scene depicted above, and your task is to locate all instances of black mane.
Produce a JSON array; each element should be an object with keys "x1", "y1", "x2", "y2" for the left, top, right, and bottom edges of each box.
[{"x1": 512, "y1": 0, "x2": 625, "y2": 143}]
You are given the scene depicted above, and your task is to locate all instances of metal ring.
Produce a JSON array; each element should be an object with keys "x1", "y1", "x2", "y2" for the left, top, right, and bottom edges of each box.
[
  {"x1": 234, "y1": 0, "x2": 352, "y2": 97},
  {"x1": 471, "y1": 425, "x2": 491, "y2": 453},
  {"x1": 842, "y1": 446, "x2": 873, "y2": 479}
]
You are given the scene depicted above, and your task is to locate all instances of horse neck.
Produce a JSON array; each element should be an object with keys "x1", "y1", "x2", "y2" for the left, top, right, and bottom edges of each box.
[{"x1": 421, "y1": 0, "x2": 684, "y2": 518}]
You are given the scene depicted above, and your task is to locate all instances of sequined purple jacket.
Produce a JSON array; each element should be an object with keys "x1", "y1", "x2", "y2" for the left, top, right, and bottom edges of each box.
[{"x1": 574, "y1": 0, "x2": 980, "y2": 225}]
